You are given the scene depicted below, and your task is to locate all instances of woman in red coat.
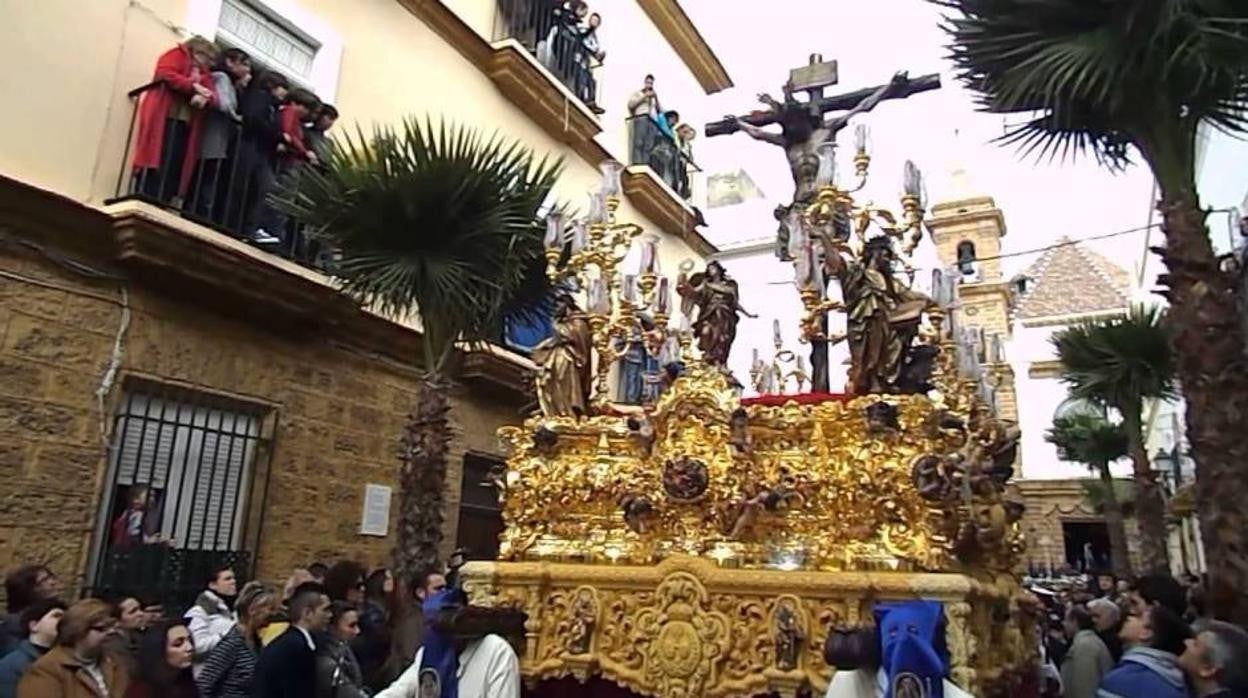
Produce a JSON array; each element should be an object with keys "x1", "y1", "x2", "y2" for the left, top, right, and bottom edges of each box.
[{"x1": 131, "y1": 36, "x2": 218, "y2": 204}]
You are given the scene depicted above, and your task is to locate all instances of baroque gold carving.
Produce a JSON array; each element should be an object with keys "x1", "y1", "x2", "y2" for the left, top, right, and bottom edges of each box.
[{"x1": 462, "y1": 556, "x2": 1029, "y2": 698}]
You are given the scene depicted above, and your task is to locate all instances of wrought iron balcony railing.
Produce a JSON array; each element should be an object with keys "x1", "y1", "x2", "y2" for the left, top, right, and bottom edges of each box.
[
  {"x1": 627, "y1": 114, "x2": 700, "y2": 200},
  {"x1": 494, "y1": 0, "x2": 605, "y2": 112},
  {"x1": 108, "y1": 81, "x2": 335, "y2": 272}
]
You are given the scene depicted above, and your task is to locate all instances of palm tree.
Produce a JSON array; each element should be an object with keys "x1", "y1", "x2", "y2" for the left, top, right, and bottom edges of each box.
[
  {"x1": 935, "y1": 0, "x2": 1248, "y2": 620},
  {"x1": 1047, "y1": 413, "x2": 1132, "y2": 580},
  {"x1": 273, "y1": 119, "x2": 562, "y2": 581},
  {"x1": 1052, "y1": 306, "x2": 1177, "y2": 574}
]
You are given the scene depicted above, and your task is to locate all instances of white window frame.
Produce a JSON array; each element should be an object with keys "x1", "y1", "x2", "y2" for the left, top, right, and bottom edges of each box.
[{"x1": 185, "y1": 0, "x2": 343, "y2": 102}]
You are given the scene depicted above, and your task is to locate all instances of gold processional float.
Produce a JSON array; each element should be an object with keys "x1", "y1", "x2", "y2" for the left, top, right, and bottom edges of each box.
[{"x1": 460, "y1": 128, "x2": 1036, "y2": 698}]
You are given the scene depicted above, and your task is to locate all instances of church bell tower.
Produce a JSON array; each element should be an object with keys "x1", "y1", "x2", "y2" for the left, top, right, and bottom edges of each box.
[{"x1": 925, "y1": 166, "x2": 1019, "y2": 426}]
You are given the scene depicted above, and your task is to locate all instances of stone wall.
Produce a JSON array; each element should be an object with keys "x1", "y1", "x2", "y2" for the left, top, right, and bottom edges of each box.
[
  {"x1": 0, "y1": 193, "x2": 526, "y2": 596},
  {"x1": 1015, "y1": 479, "x2": 1142, "y2": 576}
]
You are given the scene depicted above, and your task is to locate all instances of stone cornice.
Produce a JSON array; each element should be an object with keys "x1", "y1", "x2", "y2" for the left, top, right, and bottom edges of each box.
[
  {"x1": 634, "y1": 0, "x2": 733, "y2": 94},
  {"x1": 622, "y1": 166, "x2": 716, "y2": 257},
  {"x1": 0, "y1": 175, "x2": 532, "y2": 400}
]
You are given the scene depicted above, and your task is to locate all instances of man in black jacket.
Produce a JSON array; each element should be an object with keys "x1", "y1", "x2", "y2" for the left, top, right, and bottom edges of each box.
[
  {"x1": 253, "y1": 581, "x2": 330, "y2": 698},
  {"x1": 225, "y1": 70, "x2": 288, "y2": 246}
]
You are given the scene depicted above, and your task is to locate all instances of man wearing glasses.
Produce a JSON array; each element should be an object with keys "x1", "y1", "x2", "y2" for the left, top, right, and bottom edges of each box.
[{"x1": 15, "y1": 598, "x2": 128, "y2": 698}]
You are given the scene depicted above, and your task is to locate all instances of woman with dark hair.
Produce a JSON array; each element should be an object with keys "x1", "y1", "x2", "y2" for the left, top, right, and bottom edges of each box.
[
  {"x1": 324, "y1": 562, "x2": 367, "y2": 607},
  {"x1": 315, "y1": 602, "x2": 369, "y2": 698},
  {"x1": 356, "y1": 568, "x2": 403, "y2": 689},
  {"x1": 125, "y1": 619, "x2": 198, "y2": 698}
]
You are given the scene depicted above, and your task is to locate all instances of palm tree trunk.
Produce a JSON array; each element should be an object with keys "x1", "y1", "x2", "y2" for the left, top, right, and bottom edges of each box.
[
  {"x1": 1156, "y1": 194, "x2": 1248, "y2": 622},
  {"x1": 1096, "y1": 464, "x2": 1133, "y2": 581},
  {"x1": 1122, "y1": 408, "x2": 1169, "y2": 574},
  {"x1": 393, "y1": 372, "x2": 453, "y2": 584}
]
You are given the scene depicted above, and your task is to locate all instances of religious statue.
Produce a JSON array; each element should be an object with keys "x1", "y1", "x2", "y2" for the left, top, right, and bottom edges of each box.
[
  {"x1": 821, "y1": 236, "x2": 936, "y2": 395},
  {"x1": 774, "y1": 601, "x2": 804, "y2": 671},
  {"x1": 676, "y1": 260, "x2": 755, "y2": 367},
  {"x1": 568, "y1": 589, "x2": 597, "y2": 655},
  {"x1": 616, "y1": 318, "x2": 661, "y2": 405},
  {"x1": 533, "y1": 293, "x2": 593, "y2": 417},
  {"x1": 724, "y1": 71, "x2": 909, "y2": 259}
]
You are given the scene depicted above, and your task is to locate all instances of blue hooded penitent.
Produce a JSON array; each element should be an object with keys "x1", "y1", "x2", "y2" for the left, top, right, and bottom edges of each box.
[
  {"x1": 873, "y1": 601, "x2": 949, "y2": 698},
  {"x1": 418, "y1": 589, "x2": 462, "y2": 698}
]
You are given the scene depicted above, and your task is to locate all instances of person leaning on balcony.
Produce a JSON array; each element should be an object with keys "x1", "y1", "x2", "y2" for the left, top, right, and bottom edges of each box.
[
  {"x1": 627, "y1": 74, "x2": 660, "y2": 164},
  {"x1": 191, "y1": 48, "x2": 252, "y2": 222},
  {"x1": 251, "y1": 87, "x2": 322, "y2": 244},
  {"x1": 16, "y1": 599, "x2": 129, "y2": 698},
  {"x1": 229, "y1": 70, "x2": 290, "y2": 246},
  {"x1": 131, "y1": 36, "x2": 219, "y2": 205},
  {"x1": 573, "y1": 12, "x2": 605, "y2": 113},
  {"x1": 184, "y1": 565, "x2": 239, "y2": 672}
]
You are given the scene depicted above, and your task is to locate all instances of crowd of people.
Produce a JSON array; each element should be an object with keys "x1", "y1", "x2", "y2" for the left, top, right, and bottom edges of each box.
[
  {"x1": 0, "y1": 558, "x2": 520, "y2": 698},
  {"x1": 627, "y1": 74, "x2": 697, "y2": 201},
  {"x1": 129, "y1": 36, "x2": 338, "y2": 261},
  {"x1": 1031, "y1": 571, "x2": 1248, "y2": 697},
  {"x1": 532, "y1": 0, "x2": 605, "y2": 112}
]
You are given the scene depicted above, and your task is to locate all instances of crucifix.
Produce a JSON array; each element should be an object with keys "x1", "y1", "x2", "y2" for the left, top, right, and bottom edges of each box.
[{"x1": 704, "y1": 55, "x2": 940, "y2": 394}]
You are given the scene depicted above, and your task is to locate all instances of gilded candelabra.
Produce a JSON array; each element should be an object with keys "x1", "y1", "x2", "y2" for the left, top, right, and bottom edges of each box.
[
  {"x1": 543, "y1": 161, "x2": 686, "y2": 407},
  {"x1": 789, "y1": 125, "x2": 928, "y2": 344},
  {"x1": 750, "y1": 320, "x2": 811, "y2": 394}
]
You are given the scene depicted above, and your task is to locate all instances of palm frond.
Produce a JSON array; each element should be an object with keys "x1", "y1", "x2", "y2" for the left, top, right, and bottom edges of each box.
[
  {"x1": 933, "y1": 0, "x2": 1248, "y2": 166},
  {"x1": 1047, "y1": 413, "x2": 1128, "y2": 466},
  {"x1": 273, "y1": 118, "x2": 563, "y2": 370},
  {"x1": 1052, "y1": 305, "x2": 1178, "y2": 412}
]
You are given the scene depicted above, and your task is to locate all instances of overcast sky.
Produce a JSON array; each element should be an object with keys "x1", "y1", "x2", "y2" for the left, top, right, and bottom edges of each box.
[{"x1": 680, "y1": 0, "x2": 1164, "y2": 280}]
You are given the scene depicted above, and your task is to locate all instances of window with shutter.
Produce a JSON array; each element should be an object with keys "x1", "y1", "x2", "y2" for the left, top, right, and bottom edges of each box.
[
  {"x1": 218, "y1": 0, "x2": 319, "y2": 82},
  {"x1": 109, "y1": 391, "x2": 262, "y2": 551}
]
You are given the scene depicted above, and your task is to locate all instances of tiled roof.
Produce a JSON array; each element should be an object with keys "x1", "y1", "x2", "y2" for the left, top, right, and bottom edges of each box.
[{"x1": 1015, "y1": 238, "x2": 1132, "y2": 320}]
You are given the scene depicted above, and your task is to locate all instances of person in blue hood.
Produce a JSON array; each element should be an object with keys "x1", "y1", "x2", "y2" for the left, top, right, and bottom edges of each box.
[
  {"x1": 374, "y1": 589, "x2": 520, "y2": 698},
  {"x1": 1098, "y1": 603, "x2": 1191, "y2": 698},
  {"x1": 825, "y1": 601, "x2": 973, "y2": 698}
]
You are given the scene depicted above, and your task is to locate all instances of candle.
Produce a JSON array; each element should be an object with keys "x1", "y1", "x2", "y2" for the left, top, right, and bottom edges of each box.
[
  {"x1": 815, "y1": 142, "x2": 837, "y2": 189},
  {"x1": 796, "y1": 355, "x2": 807, "y2": 374},
  {"x1": 639, "y1": 235, "x2": 659, "y2": 274},
  {"x1": 599, "y1": 160, "x2": 623, "y2": 198},
  {"x1": 586, "y1": 191, "x2": 606, "y2": 225},
  {"x1": 986, "y1": 332, "x2": 1000, "y2": 364},
  {"x1": 622, "y1": 275, "x2": 638, "y2": 303},
  {"x1": 588, "y1": 277, "x2": 610, "y2": 314},
  {"x1": 677, "y1": 313, "x2": 691, "y2": 334},
  {"x1": 570, "y1": 220, "x2": 588, "y2": 254},
  {"x1": 544, "y1": 212, "x2": 565, "y2": 250},
  {"x1": 772, "y1": 318, "x2": 782, "y2": 345},
  {"x1": 902, "y1": 160, "x2": 923, "y2": 198},
  {"x1": 854, "y1": 123, "x2": 870, "y2": 154},
  {"x1": 752, "y1": 347, "x2": 761, "y2": 365},
  {"x1": 786, "y1": 209, "x2": 808, "y2": 259},
  {"x1": 656, "y1": 277, "x2": 671, "y2": 314}
]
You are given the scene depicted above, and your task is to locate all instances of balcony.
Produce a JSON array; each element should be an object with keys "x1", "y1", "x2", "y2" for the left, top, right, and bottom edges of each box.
[
  {"x1": 108, "y1": 82, "x2": 333, "y2": 273},
  {"x1": 97, "y1": 78, "x2": 535, "y2": 398},
  {"x1": 627, "y1": 114, "x2": 699, "y2": 201},
  {"x1": 493, "y1": 0, "x2": 604, "y2": 113}
]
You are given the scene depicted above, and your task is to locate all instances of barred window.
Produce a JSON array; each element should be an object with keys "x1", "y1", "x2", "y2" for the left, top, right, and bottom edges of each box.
[{"x1": 108, "y1": 391, "x2": 262, "y2": 551}]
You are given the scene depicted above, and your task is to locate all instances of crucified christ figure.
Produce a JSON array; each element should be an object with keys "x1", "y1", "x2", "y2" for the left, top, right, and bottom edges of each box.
[{"x1": 728, "y1": 71, "x2": 909, "y2": 260}]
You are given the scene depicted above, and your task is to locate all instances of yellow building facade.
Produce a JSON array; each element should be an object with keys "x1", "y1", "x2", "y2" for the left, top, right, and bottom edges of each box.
[{"x1": 0, "y1": 0, "x2": 729, "y2": 602}]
